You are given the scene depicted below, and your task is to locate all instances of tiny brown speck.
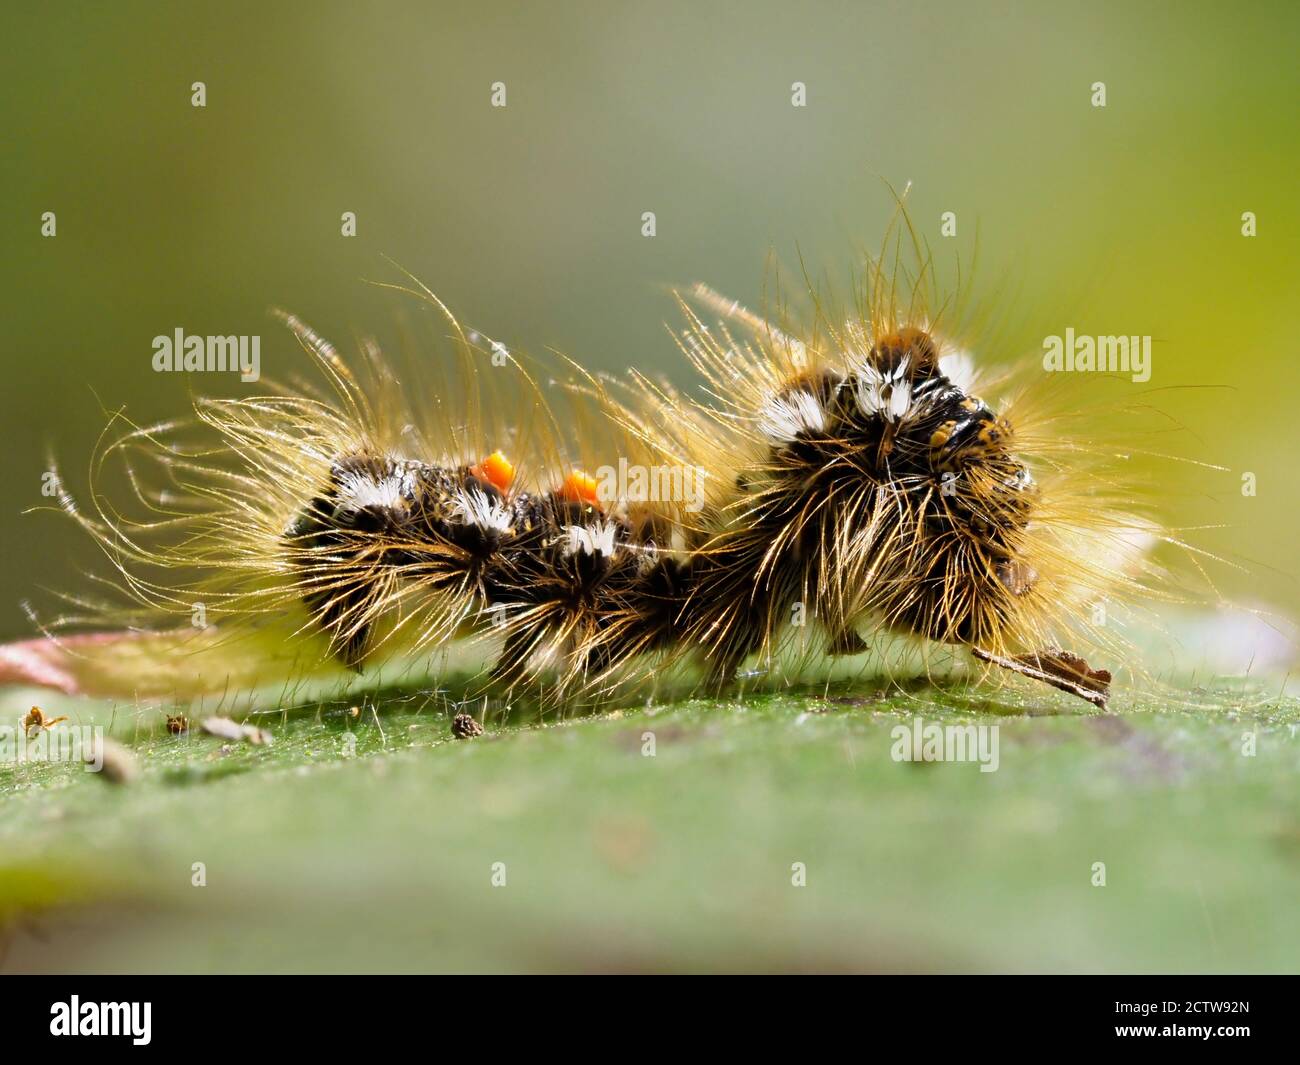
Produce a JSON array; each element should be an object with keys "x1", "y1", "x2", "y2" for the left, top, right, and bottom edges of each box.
[
  {"x1": 451, "y1": 713, "x2": 483, "y2": 739},
  {"x1": 166, "y1": 714, "x2": 189, "y2": 734}
]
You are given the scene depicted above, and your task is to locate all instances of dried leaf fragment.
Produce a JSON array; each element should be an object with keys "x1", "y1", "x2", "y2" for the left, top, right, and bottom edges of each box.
[
  {"x1": 972, "y1": 647, "x2": 1112, "y2": 709},
  {"x1": 21, "y1": 705, "x2": 68, "y2": 736},
  {"x1": 200, "y1": 716, "x2": 273, "y2": 746}
]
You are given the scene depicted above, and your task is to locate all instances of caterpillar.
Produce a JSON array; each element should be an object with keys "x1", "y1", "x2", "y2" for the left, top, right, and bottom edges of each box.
[{"x1": 24, "y1": 221, "x2": 1168, "y2": 712}]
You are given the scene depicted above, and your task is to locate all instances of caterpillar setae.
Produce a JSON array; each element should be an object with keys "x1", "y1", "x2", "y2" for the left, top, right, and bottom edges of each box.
[{"x1": 26, "y1": 217, "x2": 1172, "y2": 712}]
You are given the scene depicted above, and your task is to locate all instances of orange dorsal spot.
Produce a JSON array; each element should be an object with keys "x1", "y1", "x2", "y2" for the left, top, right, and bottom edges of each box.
[
  {"x1": 559, "y1": 470, "x2": 600, "y2": 507},
  {"x1": 477, "y1": 450, "x2": 515, "y2": 493}
]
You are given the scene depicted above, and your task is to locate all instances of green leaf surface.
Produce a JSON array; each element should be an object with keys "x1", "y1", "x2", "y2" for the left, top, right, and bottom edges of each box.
[{"x1": 2, "y1": 675, "x2": 1297, "y2": 973}]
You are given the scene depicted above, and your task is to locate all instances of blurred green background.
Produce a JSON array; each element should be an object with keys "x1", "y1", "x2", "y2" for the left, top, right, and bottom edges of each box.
[{"x1": 2, "y1": 0, "x2": 1296, "y2": 633}]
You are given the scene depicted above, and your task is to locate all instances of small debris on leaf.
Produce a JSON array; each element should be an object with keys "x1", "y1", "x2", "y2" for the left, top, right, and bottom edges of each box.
[
  {"x1": 451, "y1": 713, "x2": 484, "y2": 739},
  {"x1": 972, "y1": 647, "x2": 1111, "y2": 709},
  {"x1": 200, "y1": 715, "x2": 273, "y2": 746},
  {"x1": 21, "y1": 705, "x2": 68, "y2": 736},
  {"x1": 85, "y1": 736, "x2": 139, "y2": 785}
]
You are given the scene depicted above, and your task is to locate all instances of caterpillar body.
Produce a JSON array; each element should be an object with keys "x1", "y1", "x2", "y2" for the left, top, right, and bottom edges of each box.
[{"x1": 35, "y1": 239, "x2": 1161, "y2": 711}]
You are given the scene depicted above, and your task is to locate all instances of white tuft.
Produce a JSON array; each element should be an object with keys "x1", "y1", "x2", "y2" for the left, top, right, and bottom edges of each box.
[
  {"x1": 886, "y1": 380, "x2": 913, "y2": 420},
  {"x1": 939, "y1": 350, "x2": 977, "y2": 392},
  {"x1": 562, "y1": 521, "x2": 619, "y2": 558},
  {"x1": 337, "y1": 470, "x2": 409, "y2": 512},
  {"x1": 453, "y1": 488, "x2": 513, "y2": 534},
  {"x1": 758, "y1": 390, "x2": 826, "y2": 442},
  {"x1": 855, "y1": 359, "x2": 913, "y2": 423}
]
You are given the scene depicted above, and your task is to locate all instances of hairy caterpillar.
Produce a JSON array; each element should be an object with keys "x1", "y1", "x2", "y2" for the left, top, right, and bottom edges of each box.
[{"x1": 20, "y1": 221, "x2": 1170, "y2": 712}]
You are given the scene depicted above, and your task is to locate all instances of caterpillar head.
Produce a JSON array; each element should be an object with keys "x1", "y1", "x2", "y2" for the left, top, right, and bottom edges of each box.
[
  {"x1": 863, "y1": 328, "x2": 1044, "y2": 648},
  {"x1": 761, "y1": 326, "x2": 1048, "y2": 651}
]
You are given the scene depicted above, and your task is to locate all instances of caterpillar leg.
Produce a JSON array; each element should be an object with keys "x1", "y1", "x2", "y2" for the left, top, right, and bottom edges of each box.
[
  {"x1": 826, "y1": 628, "x2": 869, "y2": 656},
  {"x1": 490, "y1": 628, "x2": 549, "y2": 689},
  {"x1": 301, "y1": 581, "x2": 376, "y2": 671}
]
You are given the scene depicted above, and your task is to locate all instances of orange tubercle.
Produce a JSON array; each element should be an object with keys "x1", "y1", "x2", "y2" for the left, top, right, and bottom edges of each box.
[
  {"x1": 478, "y1": 450, "x2": 515, "y2": 493},
  {"x1": 559, "y1": 470, "x2": 600, "y2": 507}
]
